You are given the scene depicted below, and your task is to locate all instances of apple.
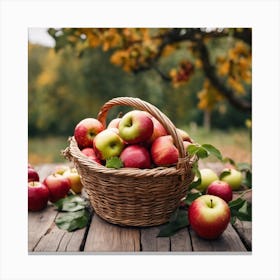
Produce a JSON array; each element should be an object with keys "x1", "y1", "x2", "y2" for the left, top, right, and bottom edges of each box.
[
  {"x1": 118, "y1": 110, "x2": 154, "y2": 144},
  {"x1": 220, "y1": 168, "x2": 243, "y2": 191},
  {"x1": 195, "y1": 168, "x2": 219, "y2": 192},
  {"x1": 176, "y1": 128, "x2": 193, "y2": 143},
  {"x1": 28, "y1": 181, "x2": 50, "y2": 211},
  {"x1": 63, "y1": 168, "x2": 83, "y2": 194},
  {"x1": 147, "y1": 117, "x2": 168, "y2": 144},
  {"x1": 28, "y1": 168, "x2": 40, "y2": 182},
  {"x1": 81, "y1": 147, "x2": 101, "y2": 164},
  {"x1": 93, "y1": 129, "x2": 125, "y2": 160},
  {"x1": 53, "y1": 165, "x2": 70, "y2": 175},
  {"x1": 206, "y1": 180, "x2": 233, "y2": 203},
  {"x1": 107, "y1": 118, "x2": 121, "y2": 129},
  {"x1": 151, "y1": 135, "x2": 179, "y2": 166},
  {"x1": 188, "y1": 194, "x2": 231, "y2": 239},
  {"x1": 120, "y1": 145, "x2": 151, "y2": 169},
  {"x1": 43, "y1": 174, "x2": 71, "y2": 203},
  {"x1": 74, "y1": 118, "x2": 104, "y2": 149}
]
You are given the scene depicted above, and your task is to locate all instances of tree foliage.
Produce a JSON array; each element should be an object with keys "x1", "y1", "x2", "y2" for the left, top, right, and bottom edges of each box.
[{"x1": 48, "y1": 28, "x2": 252, "y2": 114}]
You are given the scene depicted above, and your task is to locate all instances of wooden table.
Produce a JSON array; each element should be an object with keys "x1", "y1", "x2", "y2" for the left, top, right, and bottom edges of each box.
[{"x1": 28, "y1": 164, "x2": 252, "y2": 253}]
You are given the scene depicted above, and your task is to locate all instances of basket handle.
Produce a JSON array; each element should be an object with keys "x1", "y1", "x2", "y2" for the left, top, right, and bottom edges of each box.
[{"x1": 97, "y1": 97, "x2": 188, "y2": 171}]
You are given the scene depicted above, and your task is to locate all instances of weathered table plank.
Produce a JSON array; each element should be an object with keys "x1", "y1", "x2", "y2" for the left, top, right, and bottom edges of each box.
[
  {"x1": 170, "y1": 227, "x2": 193, "y2": 252},
  {"x1": 141, "y1": 226, "x2": 170, "y2": 252},
  {"x1": 190, "y1": 223, "x2": 247, "y2": 252},
  {"x1": 84, "y1": 214, "x2": 140, "y2": 252},
  {"x1": 28, "y1": 205, "x2": 59, "y2": 251},
  {"x1": 33, "y1": 212, "x2": 87, "y2": 252},
  {"x1": 232, "y1": 220, "x2": 252, "y2": 251}
]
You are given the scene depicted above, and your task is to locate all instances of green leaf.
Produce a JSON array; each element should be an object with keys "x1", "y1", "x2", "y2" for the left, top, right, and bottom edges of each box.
[
  {"x1": 183, "y1": 192, "x2": 202, "y2": 206},
  {"x1": 219, "y1": 170, "x2": 231, "y2": 180},
  {"x1": 222, "y1": 157, "x2": 236, "y2": 166},
  {"x1": 105, "y1": 157, "x2": 123, "y2": 168},
  {"x1": 229, "y1": 197, "x2": 252, "y2": 223},
  {"x1": 237, "y1": 162, "x2": 251, "y2": 172},
  {"x1": 196, "y1": 147, "x2": 209, "y2": 158},
  {"x1": 53, "y1": 195, "x2": 85, "y2": 212},
  {"x1": 157, "y1": 209, "x2": 189, "y2": 237},
  {"x1": 189, "y1": 163, "x2": 201, "y2": 190},
  {"x1": 201, "y1": 144, "x2": 223, "y2": 161},
  {"x1": 186, "y1": 144, "x2": 200, "y2": 156},
  {"x1": 55, "y1": 209, "x2": 90, "y2": 232},
  {"x1": 53, "y1": 195, "x2": 87, "y2": 212}
]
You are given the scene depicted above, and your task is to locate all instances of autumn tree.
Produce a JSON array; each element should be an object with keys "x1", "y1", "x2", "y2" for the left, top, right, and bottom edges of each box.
[{"x1": 48, "y1": 28, "x2": 251, "y2": 129}]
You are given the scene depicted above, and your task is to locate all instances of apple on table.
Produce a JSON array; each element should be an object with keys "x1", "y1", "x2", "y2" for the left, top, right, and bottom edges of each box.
[
  {"x1": 188, "y1": 194, "x2": 231, "y2": 239},
  {"x1": 206, "y1": 180, "x2": 233, "y2": 203},
  {"x1": 43, "y1": 174, "x2": 71, "y2": 203},
  {"x1": 62, "y1": 168, "x2": 84, "y2": 194},
  {"x1": 28, "y1": 167, "x2": 40, "y2": 182},
  {"x1": 220, "y1": 168, "x2": 243, "y2": 191},
  {"x1": 195, "y1": 168, "x2": 219, "y2": 193},
  {"x1": 28, "y1": 181, "x2": 50, "y2": 211}
]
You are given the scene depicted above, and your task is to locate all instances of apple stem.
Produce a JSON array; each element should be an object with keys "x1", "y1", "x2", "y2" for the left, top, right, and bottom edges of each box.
[{"x1": 210, "y1": 198, "x2": 213, "y2": 208}]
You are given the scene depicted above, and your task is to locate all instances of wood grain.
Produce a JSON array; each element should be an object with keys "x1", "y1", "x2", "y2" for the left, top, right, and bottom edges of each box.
[
  {"x1": 84, "y1": 214, "x2": 140, "y2": 252},
  {"x1": 190, "y1": 223, "x2": 247, "y2": 252},
  {"x1": 232, "y1": 220, "x2": 252, "y2": 251},
  {"x1": 141, "y1": 227, "x2": 170, "y2": 252},
  {"x1": 28, "y1": 205, "x2": 58, "y2": 251},
  {"x1": 170, "y1": 227, "x2": 192, "y2": 252}
]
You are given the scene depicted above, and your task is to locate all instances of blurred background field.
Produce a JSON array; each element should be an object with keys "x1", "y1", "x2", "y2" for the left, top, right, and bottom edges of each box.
[
  {"x1": 28, "y1": 28, "x2": 252, "y2": 166},
  {"x1": 28, "y1": 127, "x2": 251, "y2": 165}
]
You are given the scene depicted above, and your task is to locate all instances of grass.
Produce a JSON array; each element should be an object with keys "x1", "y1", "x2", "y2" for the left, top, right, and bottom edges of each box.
[
  {"x1": 28, "y1": 127, "x2": 252, "y2": 165},
  {"x1": 181, "y1": 126, "x2": 252, "y2": 164},
  {"x1": 28, "y1": 136, "x2": 70, "y2": 165}
]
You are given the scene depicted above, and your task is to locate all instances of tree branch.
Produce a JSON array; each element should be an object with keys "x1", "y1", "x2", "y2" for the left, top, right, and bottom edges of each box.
[{"x1": 195, "y1": 39, "x2": 251, "y2": 112}]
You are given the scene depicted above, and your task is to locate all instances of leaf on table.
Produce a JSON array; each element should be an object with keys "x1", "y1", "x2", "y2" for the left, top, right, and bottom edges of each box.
[
  {"x1": 183, "y1": 192, "x2": 202, "y2": 206},
  {"x1": 157, "y1": 209, "x2": 189, "y2": 237},
  {"x1": 53, "y1": 195, "x2": 88, "y2": 212},
  {"x1": 229, "y1": 197, "x2": 252, "y2": 222},
  {"x1": 55, "y1": 209, "x2": 90, "y2": 232}
]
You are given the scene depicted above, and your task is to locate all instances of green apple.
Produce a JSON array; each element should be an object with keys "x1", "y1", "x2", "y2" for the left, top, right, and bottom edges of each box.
[
  {"x1": 220, "y1": 168, "x2": 243, "y2": 191},
  {"x1": 93, "y1": 129, "x2": 125, "y2": 160},
  {"x1": 196, "y1": 168, "x2": 219, "y2": 192},
  {"x1": 63, "y1": 168, "x2": 83, "y2": 194}
]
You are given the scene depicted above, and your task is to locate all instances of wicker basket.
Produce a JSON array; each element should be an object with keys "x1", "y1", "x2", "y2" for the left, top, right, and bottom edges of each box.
[{"x1": 63, "y1": 97, "x2": 194, "y2": 227}]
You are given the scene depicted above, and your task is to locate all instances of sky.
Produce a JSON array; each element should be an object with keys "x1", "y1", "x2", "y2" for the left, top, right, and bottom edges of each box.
[{"x1": 28, "y1": 28, "x2": 55, "y2": 47}]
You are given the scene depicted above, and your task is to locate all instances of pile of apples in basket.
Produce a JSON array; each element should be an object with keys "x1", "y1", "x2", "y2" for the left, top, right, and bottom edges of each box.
[{"x1": 28, "y1": 109, "x2": 247, "y2": 240}]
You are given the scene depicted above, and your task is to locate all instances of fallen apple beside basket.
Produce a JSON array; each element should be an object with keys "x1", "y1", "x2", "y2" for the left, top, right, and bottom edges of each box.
[{"x1": 63, "y1": 97, "x2": 195, "y2": 227}]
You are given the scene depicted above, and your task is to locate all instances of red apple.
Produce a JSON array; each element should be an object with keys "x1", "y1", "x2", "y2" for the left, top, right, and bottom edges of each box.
[
  {"x1": 81, "y1": 147, "x2": 101, "y2": 164},
  {"x1": 206, "y1": 180, "x2": 233, "y2": 203},
  {"x1": 28, "y1": 168, "x2": 40, "y2": 182},
  {"x1": 28, "y1": 181, "x2": 50, "y2": 211},
  {"x1": 107, "y1": 118, "x2": 122, "y2": 129},
  {"x1": 147, "y1": 117, "x2": 168, "y2": 144},
  {"x1": 120, "y1": 145, "x2": 151, "y2": 169},
  {"x1": 151, "y1": 135, "x2": 179, "y2": 166},
  {"x1": 188, "y1": 194, "x2": 231, "y2": 239},
  {"x1": 74, "y1": 118, "x2": 104, "y2": 149},
  {"x1": 94, "y1": 129, "x2": 125, "y2": 160},
  {"x1": 43, "y1": 174, "x2": 71, "y2": 203},
  {"x1": 118, "y1": 110, "x2": 154, "y2": 144}
]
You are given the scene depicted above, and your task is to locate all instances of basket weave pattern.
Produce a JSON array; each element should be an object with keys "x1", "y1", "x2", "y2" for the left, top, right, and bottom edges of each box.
[{"x1": 64, "y1": 97, "x2": 194, "y2": 227}]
